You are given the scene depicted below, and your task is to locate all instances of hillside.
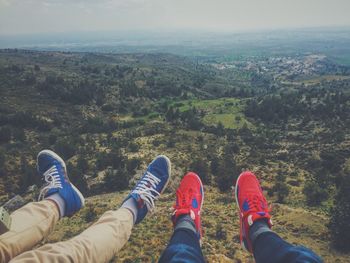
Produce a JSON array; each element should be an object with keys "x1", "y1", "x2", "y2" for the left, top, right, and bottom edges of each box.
[
  {"x1": 45, "y1": 188, "x2": 347, "y2": 262},
  {"x1": 0, "y1": 49, "x2": 350, "y2": 261}
]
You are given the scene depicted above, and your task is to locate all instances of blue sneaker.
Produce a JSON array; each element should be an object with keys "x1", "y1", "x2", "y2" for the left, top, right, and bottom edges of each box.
[
  {"x1": 123, "y1": 155, "x2": 171, "y2": 224},
  {"x1": 37, "y1": 149, "x2": 85, "y2": 217}
]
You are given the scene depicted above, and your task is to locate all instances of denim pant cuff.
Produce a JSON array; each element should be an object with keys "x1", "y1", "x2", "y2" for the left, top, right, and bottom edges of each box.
[
  {"x1": 250, "y1": 219, "x2": 273, "y2": 246},
  {"x1": 175, "y1": 214, "x2": 197, "y2": 235}
]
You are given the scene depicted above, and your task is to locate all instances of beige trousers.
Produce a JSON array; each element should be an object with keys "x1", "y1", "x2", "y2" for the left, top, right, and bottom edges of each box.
[{"x1": 0, "y1": 200, "x2": 133, "y2": 263}]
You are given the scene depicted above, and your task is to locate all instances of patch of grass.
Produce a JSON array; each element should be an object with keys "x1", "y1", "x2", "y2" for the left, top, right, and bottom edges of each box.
[
  {"x1": 175, "y1": 98, "x2": 240, "y2": 112},
  {"x1": 170, "y1": 98, "x2": 253, "y2": 129},
  {"x1": 203, "y1": 113, "x2": 251, "y2": 129},
  {"x1": 43, "y1": 187, "x2": 350, "y2": 263}
]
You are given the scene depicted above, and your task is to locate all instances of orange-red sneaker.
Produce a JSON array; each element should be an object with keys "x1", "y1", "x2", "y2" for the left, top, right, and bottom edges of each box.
[
  {"x1": 172, "y1": 172, "x2": 204, "y2": 240},
  {"x1": 235, "y1": 171, "x2": 273, "y2": 253}
]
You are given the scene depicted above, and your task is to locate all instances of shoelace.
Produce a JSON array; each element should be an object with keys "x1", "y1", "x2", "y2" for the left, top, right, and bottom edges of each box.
[
  {"x1": 174, "y1": 188, "x2": 193, "y2": 210},
  {"x1": 245, "y1": 194, "x2": 270, "y2": 213},
  {"x1": 172, "y1": 188, "x2": 197, "y2": 221},
  {"x1": 132, "y1": 171, "x2": 161, "y2": 212},
  {"x1": 38, "y1": 165, "x2": 63, "y2": 200}
]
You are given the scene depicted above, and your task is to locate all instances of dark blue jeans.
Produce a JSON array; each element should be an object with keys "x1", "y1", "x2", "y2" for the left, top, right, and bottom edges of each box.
[
  {"x1": 158, "y1": 228, "x2": 205, "y2": 263},
  {"x1": 159, "y1": 229, "x2": 322, "y2": 263},
  {"x1": 253, "y1": 232, "x2": 323, "y2": 263}
]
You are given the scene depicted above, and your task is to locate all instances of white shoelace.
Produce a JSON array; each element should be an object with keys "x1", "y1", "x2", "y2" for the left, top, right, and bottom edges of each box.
[
  {"x1": 38, "y1": 165, "x2": 63, "y2": 201},
  {"x1": 132, "y1": 171, "x2": 161, "y2": 212}
]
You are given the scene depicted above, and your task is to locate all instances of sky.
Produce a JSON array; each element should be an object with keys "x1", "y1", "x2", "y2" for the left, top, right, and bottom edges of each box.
[{"x1": 0, "y1": 0, "x2": 350, "y2": 35}]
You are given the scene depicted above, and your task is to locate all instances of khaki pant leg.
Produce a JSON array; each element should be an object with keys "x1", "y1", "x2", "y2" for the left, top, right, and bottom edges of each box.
[
  {"x1": 10, "y1": 208, "x2": 133, "y2": 263},
  {"x1": 0, "y1": 200, "x2": 59, "y2": 263}
]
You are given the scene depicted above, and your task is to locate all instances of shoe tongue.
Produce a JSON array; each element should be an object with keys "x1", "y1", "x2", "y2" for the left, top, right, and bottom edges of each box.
[
  {"x1": 45, "y1": 187, "x2": 59, "y2": 197},
  {"x1": 131, "y1": 193, "x2": 145, "y2": 208}
]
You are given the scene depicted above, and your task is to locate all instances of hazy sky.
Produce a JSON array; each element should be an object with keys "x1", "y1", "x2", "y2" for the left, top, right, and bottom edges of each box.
[{"x1": 0, "y1": 0, "x2": 350, "y2": 35}]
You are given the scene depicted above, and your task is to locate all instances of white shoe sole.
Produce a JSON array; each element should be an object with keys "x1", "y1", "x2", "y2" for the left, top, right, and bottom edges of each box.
[{"x1": 235, "y1": 172, "x2": 248, "y2": 251}]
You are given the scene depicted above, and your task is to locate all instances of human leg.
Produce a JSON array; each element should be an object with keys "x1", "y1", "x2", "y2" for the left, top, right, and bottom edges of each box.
[
  {"x1": 11, "y1": 154, "x2": 171, "y2": 263},
  {"x1": 9, "y1": 208, "x2": 133, "y2": 263},
  {"x1": 159, "y1": 172, "x2": 205, "y2": 263},
  {"x1": 0, "y1": 200, "x2": 59, "y2": 262},
  {"x1": 0, "y1": 149, "x2": 84, "y2": 262},
  {"x1": 252, "y1": 227, "x2": 323, "y2": 263},
  {"x1": 235, "y1": 171, "x2": 323, "y2": 263}
]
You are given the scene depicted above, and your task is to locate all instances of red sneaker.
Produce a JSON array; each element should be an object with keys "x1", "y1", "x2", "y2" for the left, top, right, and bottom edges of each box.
[
  {"x1": 235, "y1": 171, "x2": 272, "y2": 253},
  {"x1": 172, "y1": 172, "x2": 204, "y2": 240}
]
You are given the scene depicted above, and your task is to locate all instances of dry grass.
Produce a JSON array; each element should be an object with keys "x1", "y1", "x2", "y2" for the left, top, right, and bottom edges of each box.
[{"x1": 45, "y1": 187, "x2": 349, "y2": 262}]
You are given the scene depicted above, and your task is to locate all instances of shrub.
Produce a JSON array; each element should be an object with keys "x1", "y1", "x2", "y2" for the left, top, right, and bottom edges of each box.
[
  {"x1": 104, "y1": 167, "x2": 130, "y2": 191},
  {"x1": 77, "y1": 155, "x2": 89, "y2": 174},
  {"x1": 12, "y1": 127, "x2": 26, "y2": 142},
  {"x1": 0, "y1": 150, "x2": 5, "y2": 166},
  {"x1": 216, "y1": 153, "x2": 239, "y2": 192},
  {"x1": 0, "y1": 126, "x2": 11, "y2": 143},
  {"x1": 303, "y1": 179, "x2": 328, "y2": 206},
  {"x1": 67, "y1": 163, "x2": 89, "y2": 195},
  {"x1": 48, "y1": 134, "x2": 57, "y2": 145},
  {"x1": 128, "y1": 142, "x2": 140, "y2": 152},
  {"x1": 210, "y1": 157, "x2": 220, "y2": 176},
  {"x1": 166, "y1": 136, "x2": 176, "y2": 148},
  {"x1": 215, "y1": 223, "x2": 227, "y2": 240},
  {"x1": 0, "y1": 148, "x2": 6, "y2": 177},
  {"x1": 19, "y1": 155, "x2": 37, "y2": 193},
  {"x1": 329, "y1": 177, "x2": 350, "y2": 252},
  {"x1": 84, "y1": 204, "x2": 97, "y2": 223},
  {"x1": 274, "y1": 181, "x2": 290, "y2": 203},
  {"x1": 272, "y1": 173, "x2": 290, "y2": 203},
  {"x1": 190, "y1": 158, "x2": 210, "y2": 184},
  {"x1": 127, "y1": 158, "x2": 141, "y2": 173},
  {"x1": 55, "y1": 139, "x2": 76, "y2": 159},
  {"x1": 95, "y1": 150, "x2": 126, "y2": 171}
]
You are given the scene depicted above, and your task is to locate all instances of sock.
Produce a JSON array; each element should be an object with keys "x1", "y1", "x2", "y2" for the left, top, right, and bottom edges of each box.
[
  {"x1": 249, "y1": 219, "x2": 273, "y2": 245},
  {"x1": 175, "y1": 214, "x2": 197, "y2": 234},
  {"x1": 121, "y1": 197, "x2": 138, "y2": 224},
  {"x1": 46, "y1": 193, "x2": 65, "y2": 218}
]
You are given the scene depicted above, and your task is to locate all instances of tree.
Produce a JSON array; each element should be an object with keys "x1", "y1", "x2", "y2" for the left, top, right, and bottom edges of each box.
[
  {"x1": 127, "y1": 158, "x2": 140, "y2": 173},
  {"x1": 303, "y1": 179, "x2": 328, "y2": 206},
  {"x1": 19, "y1": 155, "x2": 37, "y2": 193},
  {"x1": 210, "y1": 156, "x2": 220, "y2": 176},
  {"x1": 128, "y1": 142, "x2": 140, "y2": 152},
  {"x1": 215, "y1": 122, "x2": 225, "y2": 137},
  {"x1": 190, "y1": 158, "x2": 210, "y2": 184},
  {"x1": 0, "y1": 126, "x2": 11, "y2": 144},
  {"x1": 55, "y1": 138, "x2": 76, "y2": 159},
  {"x1": 12, "y1": 128, "x2": 26, "y2": 142},
  {"x1": 329, "y1": 176, "x2": 350, "y2": 252},
  {"x1": 215, "y1": 223, "x2": 227, "y2": 240},
  {"x1": 320, "y1": 150, "x2": 344, "y2": 174},
  {"x1": 48, "y1": 134, "x2": 57, "y2": 145},
  {"x1": 216, "y1": 153, "x2": 239, "y2": 192},
  {"x1": 24, "y1": 73, "x2": 36, "y2": 85},
  {"x1": 110, "y1": 150, "x2": 126, "y2": 169},
  {"x1": 273, "y1": 174, "x2": 290, "y2": 203},
  {"x1": 76, "y1": 155, "x2": 89, "y2": 174},
  {"x1": 84, "y1": 204, "x2": 97, "y2": 223},
  {"x1": 165, "y1": 107, "x2": 176, "y2": 122},
  {"x1": 0, "y1": 148, "x2": 6, "y2": 177},
  {"x1": 67, "y1": 163, "x2": 89, "y2": 195},
  {"x1": 104, "y1": 167, "x2": 130, "y2": 191}
]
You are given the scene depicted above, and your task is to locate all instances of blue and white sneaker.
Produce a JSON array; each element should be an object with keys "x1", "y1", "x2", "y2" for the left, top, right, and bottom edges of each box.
[
  {"x1": 123, "y1": 155, "x2": 171, "y2": 224},
  {"x1": 37, "y1": 149, "x2": 85, "y2": 217}
]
